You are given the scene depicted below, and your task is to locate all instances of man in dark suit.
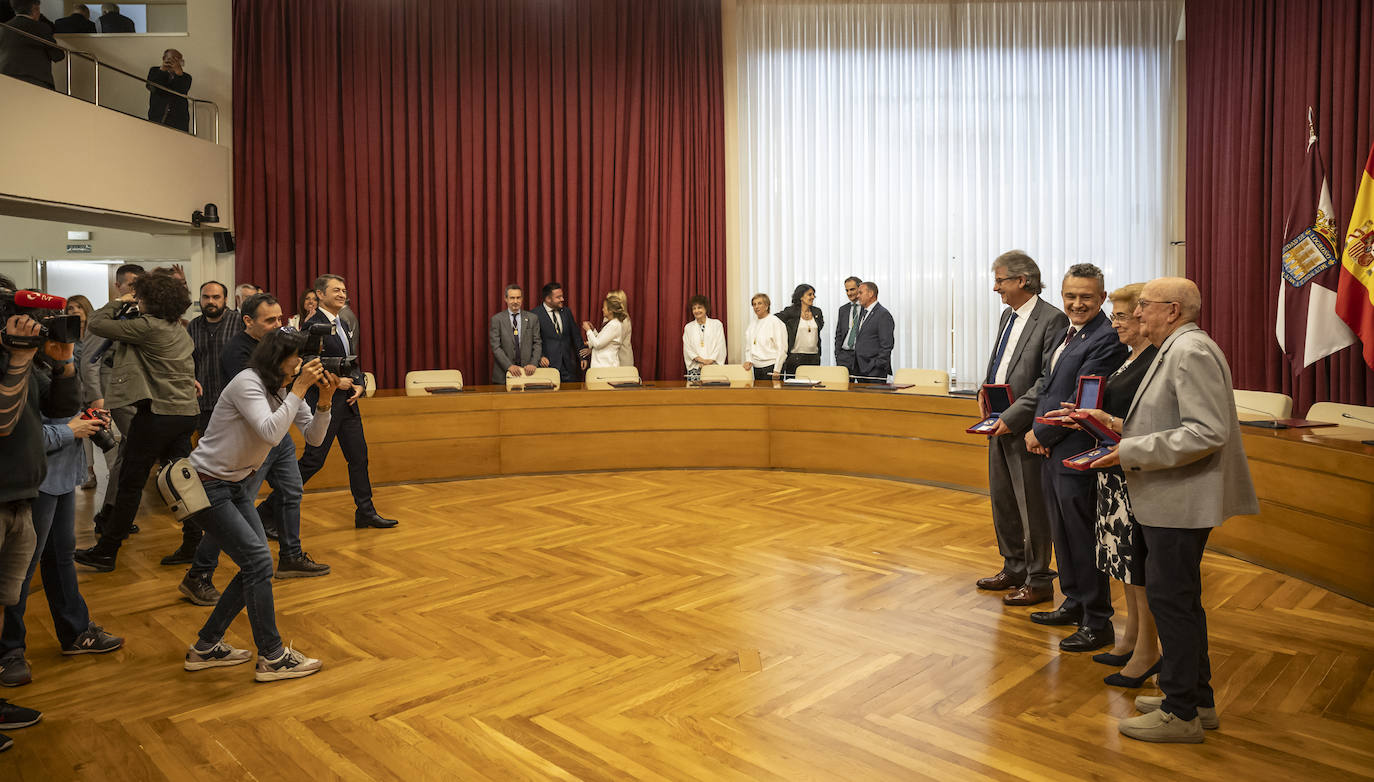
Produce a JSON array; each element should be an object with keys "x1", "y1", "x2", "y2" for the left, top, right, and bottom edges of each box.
[
  {"x1": 0, "y1": 0, "x2": 64, "y2": 90},
  {"x1": 534, "y1": 281, "x2": 587, "y2": 382},
  {"x1": 98, "y1": 3, "x2": 134, "y2": 33},
  {"x1": 488, "y1": 285, "x2": 543, "y2": 385},
  {"x1": 850, "y1": 281, "x2": 895, "y2": 382},
  {"x1": 1023, "y1": 263, "x2": 1129, "y2": 651},
  {"x1": 263, "y1": 273, "x2": 397, "y2": 530},
  {"x1": 833, "y1": 276, "x2": 862, "y2": 375},
  {"x1": 54, "y1": 4, "x2": 97, "y2": 33},
  {"x1": 978, "y1": 251, "x2": 1070, "y2": 606}
]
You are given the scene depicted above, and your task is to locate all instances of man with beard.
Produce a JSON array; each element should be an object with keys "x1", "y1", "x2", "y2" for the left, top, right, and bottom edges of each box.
[
  {"x1": 535, "y1": 282, "x2": 588, "y2": 382},
  {"x1": 161, "y1": 281, "x2": 242, "y2": 566}
]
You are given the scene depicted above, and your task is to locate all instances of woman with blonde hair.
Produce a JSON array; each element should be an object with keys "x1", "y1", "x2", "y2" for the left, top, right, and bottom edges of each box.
[
  {"x1": 583, "y1": 294, "x2": 629, "y2": 368},
  {"x1": 607, "y1": 289, "x2": 633, "y2": 367}
]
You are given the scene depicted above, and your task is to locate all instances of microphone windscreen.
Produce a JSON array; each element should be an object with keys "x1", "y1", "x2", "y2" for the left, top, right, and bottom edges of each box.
[{"x1": 14, "y1": 290, "x2": 67, "y2": 310}]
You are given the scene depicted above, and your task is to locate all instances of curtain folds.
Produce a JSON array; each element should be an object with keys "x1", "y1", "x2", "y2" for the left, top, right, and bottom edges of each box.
[
  {"x1": 735, "y1": 0, "x2": 1183, "y2": 384},
  {"x1": 233, "y1": 0, "x2": 725, "y2": 386},
  {"x1": 1186, "y1": 0, "x2": 1374, "y2": 410}
]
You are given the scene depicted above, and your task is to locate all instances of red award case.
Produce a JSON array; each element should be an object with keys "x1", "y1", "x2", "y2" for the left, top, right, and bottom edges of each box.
[
  {"x1": 1036, "y1": 375, "x2": 1106, "y2": 425},
  {"x1": 1062, "y1": 409, "x2": 1121, "y2": 471},
  {"x1": 967, "y1": 384, "x2": 1014, "y2": 435}
]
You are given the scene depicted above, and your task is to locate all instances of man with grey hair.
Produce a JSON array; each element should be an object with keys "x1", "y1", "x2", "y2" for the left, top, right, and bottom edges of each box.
[
  {"x1": 1081, "y1": 277, "x2": 1257, "y2": 743},
  {"x1": 0, "y1": 0, "x2": 65, "y2": 90},
  {"x1": 1023, "y1": 263, "x2": 1128, "y2": 652},
  {"x1": 98, "y1": 3, "x2": 134, "y2": 33},
  {"x1": 978, "y1": 251, "x2": 1069, "y2": 606},
  {"x1": 54, "y1": 4, "x2": 97, "y2": 33}
]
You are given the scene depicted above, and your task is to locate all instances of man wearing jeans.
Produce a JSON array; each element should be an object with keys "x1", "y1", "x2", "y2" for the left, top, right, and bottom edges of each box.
[{"x1": 180, "y1": 293, "x2": 329, "y2": 606}]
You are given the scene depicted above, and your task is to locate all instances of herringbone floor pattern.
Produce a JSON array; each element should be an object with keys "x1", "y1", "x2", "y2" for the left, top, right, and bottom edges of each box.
[{"x1": 3, "y1": 470, "x2": 1371, "y2": 780}]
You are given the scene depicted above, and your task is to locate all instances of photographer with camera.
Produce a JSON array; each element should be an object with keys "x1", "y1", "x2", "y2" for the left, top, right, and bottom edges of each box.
[
  {"x1": 259, "y1": 273, "x2": 397, "y2": 530},
  {"x1": 83, "y1": 264, "x2": 144, "y2": 532},
  {"x1": 0, "y1": 405, "x2": 125, "y2": 689},
  {"x1": 180, "y1": 330, "x2": 335, "y2": 681},
  {"x1": 76, "y1": 270, "x2": 200, "y2": 572},
  {"x1": 0, "y1": 275, "x2": 83, "y2": 752}
]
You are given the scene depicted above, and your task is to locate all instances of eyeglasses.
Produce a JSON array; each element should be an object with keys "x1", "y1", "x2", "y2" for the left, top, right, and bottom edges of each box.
[
  {"x1": 1135, "y1": 299, "x2": 1178, "y2": 309},
  {"x1": 993, "y1": 276, "x2": 1020, "y2": 286},
  {"x1": 1109, "y1": 312, "x2": 1136, "y2": 322}
]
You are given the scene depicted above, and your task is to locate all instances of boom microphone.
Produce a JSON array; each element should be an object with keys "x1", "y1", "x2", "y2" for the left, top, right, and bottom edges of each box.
[{"x1": 1, "y1": 288, "x2": 67, "y2": 310}]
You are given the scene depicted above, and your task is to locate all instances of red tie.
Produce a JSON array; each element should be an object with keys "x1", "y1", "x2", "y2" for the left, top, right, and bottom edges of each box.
[{"x1": 1062, "y1": 326, "x2": 1078, "y2": 347}]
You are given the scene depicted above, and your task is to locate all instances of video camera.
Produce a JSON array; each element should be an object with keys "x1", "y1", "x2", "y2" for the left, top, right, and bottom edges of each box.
[
  {"x1": 0, "y1": 288, "x2": 80, "y2": 348},
  {"x1": 301, "y1": 322, "x2": 359, "y2": 377}
]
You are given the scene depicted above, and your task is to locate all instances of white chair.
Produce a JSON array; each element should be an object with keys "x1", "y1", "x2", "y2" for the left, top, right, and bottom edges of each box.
[
  {"x1": 1306, "y1": 401, "x2": 1374, "y2": 428},
  {"x1": 584, "y1": 366, "x2": 641, "y2": 390},
  {"x1": 700, "y1": 364, "x2": 753, "y2": 388},
  {"x1": 1233, "y1": 389, "x2": 1293, "y2": 420},
  {"x1": 795, "y1": 365, "x2": 849, "y2": 387},
  {"x1": 506, "y1": 367, "x2": 561, "y2": 391},
  {"x1": 893, "y1": 368, "x2": 950, "y2": 395},
  {"x1": 404, "y1": 369, "x2": 464, "y2": 397},
  {"x1": 363, "y1": 371, "x2": 377, "y2": 398}
]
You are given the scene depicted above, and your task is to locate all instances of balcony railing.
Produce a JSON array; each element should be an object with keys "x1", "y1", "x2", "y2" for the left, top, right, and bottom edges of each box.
[{"x1": 1, "y1": 20, "x2": 220, "y2": 144}]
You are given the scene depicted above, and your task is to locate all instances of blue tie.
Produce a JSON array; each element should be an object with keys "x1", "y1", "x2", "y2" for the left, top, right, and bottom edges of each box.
[{"x1": 985, "y1": 312, "x2": 1018, "y2": 384}]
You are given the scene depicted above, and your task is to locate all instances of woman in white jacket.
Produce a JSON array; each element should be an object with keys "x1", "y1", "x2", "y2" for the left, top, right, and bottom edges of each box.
[
  {"x1": 682, "y1": 294, "x2": 726, "y2": 381},
  {"x1": 181, "y1": 330, "x2": 337, "y2": 683},
  {"x1": 742, "y1": 293, "x2": 788, "y2": 380},
  {"x1": 583, "y1": 294, "x2": 629, "y2": 368}
]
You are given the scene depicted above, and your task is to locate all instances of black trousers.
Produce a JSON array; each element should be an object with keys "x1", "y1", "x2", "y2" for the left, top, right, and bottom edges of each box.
[
  {"x1": 836, "y1": 348, "x2": 858, "y2": 376},
  {"x1": 1141, "y1": 525, "x2": 1214, "y2": 721},
  {"x1": 102, "y1": 402, "x2": 198, "y2": 548},
  {"x1": 781, "y1": 352, "x2": 820, "y2": 376},
  {"x1": 751, "y1": 365, "x2": 775, "y2": 381},
  {"x1": 1043, "y1": 467, "x2": 1112, "y2": 629},
  {"x1": 289, "y1": 390, "x2": 376, "y2": 517}
]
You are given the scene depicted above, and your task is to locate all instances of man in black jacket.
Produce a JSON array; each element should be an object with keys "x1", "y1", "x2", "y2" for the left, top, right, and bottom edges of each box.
[
  {"x1": 98, "y1": 3, "x2": 134, "y2": 33},
  {"x1": 0, "y1": 0, "x2": 65, "y2": 90},
  {"x1": 535, "y1": 281, "x2": 587, "y2": 382},
  {"x1": 147, "y1": 48, "x2": 191, "y2": 131},
  {"x1": 53, "y1": 4, "x2": 97, "y2": 33}
]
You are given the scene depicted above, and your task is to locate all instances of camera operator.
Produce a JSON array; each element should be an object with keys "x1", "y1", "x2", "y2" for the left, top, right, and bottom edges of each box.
[
  {"x1": 0, "y1": 274, "x2": 82, "y2": 752},
  {"x1": 76, "y1": 270, "x2": 199, "y2": 572},
  {"x1": 180, "y1": 330, "x2": 333, "y2": 681}
]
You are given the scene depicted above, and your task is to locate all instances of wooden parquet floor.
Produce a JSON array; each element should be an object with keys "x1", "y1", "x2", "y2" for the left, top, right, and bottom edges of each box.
[{"x1": 3, "y1": 469, "x2": 1372, "y2": 781}]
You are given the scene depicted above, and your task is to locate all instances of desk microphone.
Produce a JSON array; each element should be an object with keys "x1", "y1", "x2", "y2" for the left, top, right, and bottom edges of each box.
[
  {"x1": 1340, "y1": 412, "x2": 1374, "y2": 445},
  {"x1": 1236, "y1": 404, "x2": 1286, "y2": 429}
]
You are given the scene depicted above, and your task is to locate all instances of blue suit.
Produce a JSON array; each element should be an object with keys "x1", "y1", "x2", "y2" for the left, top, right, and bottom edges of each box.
[
  {"x1": 535, "y1": 305, "x2": 585, "y2": 382},
  {"x1": 1028, "y1": 310, "x2": 1128, "y2": 630}
]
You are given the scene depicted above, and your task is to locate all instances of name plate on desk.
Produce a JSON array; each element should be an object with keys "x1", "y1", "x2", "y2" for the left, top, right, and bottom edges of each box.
[
  {"x1": 608, "y1": 381, "x2": 644, "y2": 389},
  {"x1": 424, "y1": 386, "x2": 463, "y2": 395},
  {"x1": 513, "y1": 381, "x2": 556, "y2": 391},
  {"x1": 967, "y1": 384, "x2": 1013, "y2": 435}
]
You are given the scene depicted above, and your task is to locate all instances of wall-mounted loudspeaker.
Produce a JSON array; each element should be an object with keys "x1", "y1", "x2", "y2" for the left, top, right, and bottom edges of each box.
[{"x1": 213, "y1": 231, "x2": 235, "y2": 254}]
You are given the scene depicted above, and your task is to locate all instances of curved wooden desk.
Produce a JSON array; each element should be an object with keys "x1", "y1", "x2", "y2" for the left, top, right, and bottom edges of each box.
[{"x1": 301, "y1": 383, "x2": 1374, "y2": 603}]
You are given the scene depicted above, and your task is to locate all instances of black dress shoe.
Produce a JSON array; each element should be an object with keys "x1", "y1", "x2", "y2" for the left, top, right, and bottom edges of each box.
[
  {"x1": 354, "y1": 514, "x2": 398, "y2": 529},
  {"x1": 1093, "y1": 650, "x2": 1134, "y2": 666},
  {"x1": 1060, "y1": 624, "x2": 1115, "y2": 652},
  {"x1": 74, "y1": 546, "x2": 117, "y2": 573},
  {"x1": 160, "y1": 545, "x2": 197, "y2": 566},
  {"x1": 1104, "y1": 659, "x2": 1161, "y2": 688},
  {"x1": 1029, "y1": 604, "x2": 1082, "y2": 626}
]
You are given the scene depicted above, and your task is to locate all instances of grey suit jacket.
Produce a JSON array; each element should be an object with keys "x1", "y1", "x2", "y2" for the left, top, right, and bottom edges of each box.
[
  {"x1": 1118, "y1": 322, "x2": 1259, "y2": 529},
  {"x1": 991, "y1": 298, "x2": 1069, "y2": 434},
  {"x1": 489, "y1": 309, "x2": 543, "y2": 384}
]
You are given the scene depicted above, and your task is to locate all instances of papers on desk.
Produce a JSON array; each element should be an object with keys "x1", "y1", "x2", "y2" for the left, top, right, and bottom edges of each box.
[{"x1": 782, "y1": 378, "x2": 823, "y2": 386}]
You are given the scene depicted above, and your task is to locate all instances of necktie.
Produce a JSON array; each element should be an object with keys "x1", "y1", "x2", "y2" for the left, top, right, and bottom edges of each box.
[
  {"x1": 1051, "y1": 326, "x2": 1077, "y2": 372},
  {"x1": 512, "y1": 313, "x2": 521, "y2": 357},
  {"x1": 1063, "y1": 326, "x2": 1078, "y2": 346},
  {"x1": 846, "y1": 304, "x2": 860, "y2": 350},
  {"x1": 986, "y1": 312, "x2": 1018, "y2": 384},
  {"x1": 552, "y1": 308, "x2": 562, "y2": 335},
  {"x1": 334, "y1": 316, "x2": 351, "y2": 354}
]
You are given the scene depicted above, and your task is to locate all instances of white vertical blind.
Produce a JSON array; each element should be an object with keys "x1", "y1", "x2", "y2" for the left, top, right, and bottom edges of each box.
[{"x1": 735, "y1": 0, "x2": 1181, "y2": 384}]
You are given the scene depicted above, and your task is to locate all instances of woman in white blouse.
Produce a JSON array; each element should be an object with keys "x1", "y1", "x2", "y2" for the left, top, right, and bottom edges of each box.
[
  {"x1": 742, "y1": 293, "x2": 788, "y2": 380},
  {"x1": 681, "y1": 295, "x2": 727, "y2": 380},
  {"x1": 583, "y1": 294, "x2": 629, "y2": 368},
  {"x1": 608, "y1": 289, "x2": 633, "y2": 367}
]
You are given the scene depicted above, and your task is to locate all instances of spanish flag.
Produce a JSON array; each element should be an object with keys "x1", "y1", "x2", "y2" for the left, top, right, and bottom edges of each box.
[{"x1": 1337, "y1": 141, "x2": 1374, "y2": 369}]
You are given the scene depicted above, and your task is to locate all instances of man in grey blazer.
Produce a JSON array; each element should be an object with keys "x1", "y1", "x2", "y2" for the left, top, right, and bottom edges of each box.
[
  {"x1": 489, "y1": 284, "x2": 543, "y2": 385},
  {"x1": 851, "y1": 281, "x2": 895, "y2": 382},
  {"x1": 979, "y1": 251, "x2": 1070, "y2": 606},
  {"x1": 1088, "y1": 277, "x2": 1257, "y2": 744}
]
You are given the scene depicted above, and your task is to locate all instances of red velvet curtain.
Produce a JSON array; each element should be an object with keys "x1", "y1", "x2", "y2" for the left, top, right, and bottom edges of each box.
[
  {"x1": 1187, "y1": 0, "x2": 1374, "y2": 412},
  {"x1": 232, "y1": 0, "x2": 725, "y2": 386}
]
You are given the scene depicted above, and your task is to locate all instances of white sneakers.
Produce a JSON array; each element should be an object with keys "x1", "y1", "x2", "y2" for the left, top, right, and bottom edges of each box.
[
  {"x1": 184, "y1": 640, "x2": 322, "y2": 682},
  {"x1": 1119, "y1": 695, "x2": 1219, "y2": 743}
]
